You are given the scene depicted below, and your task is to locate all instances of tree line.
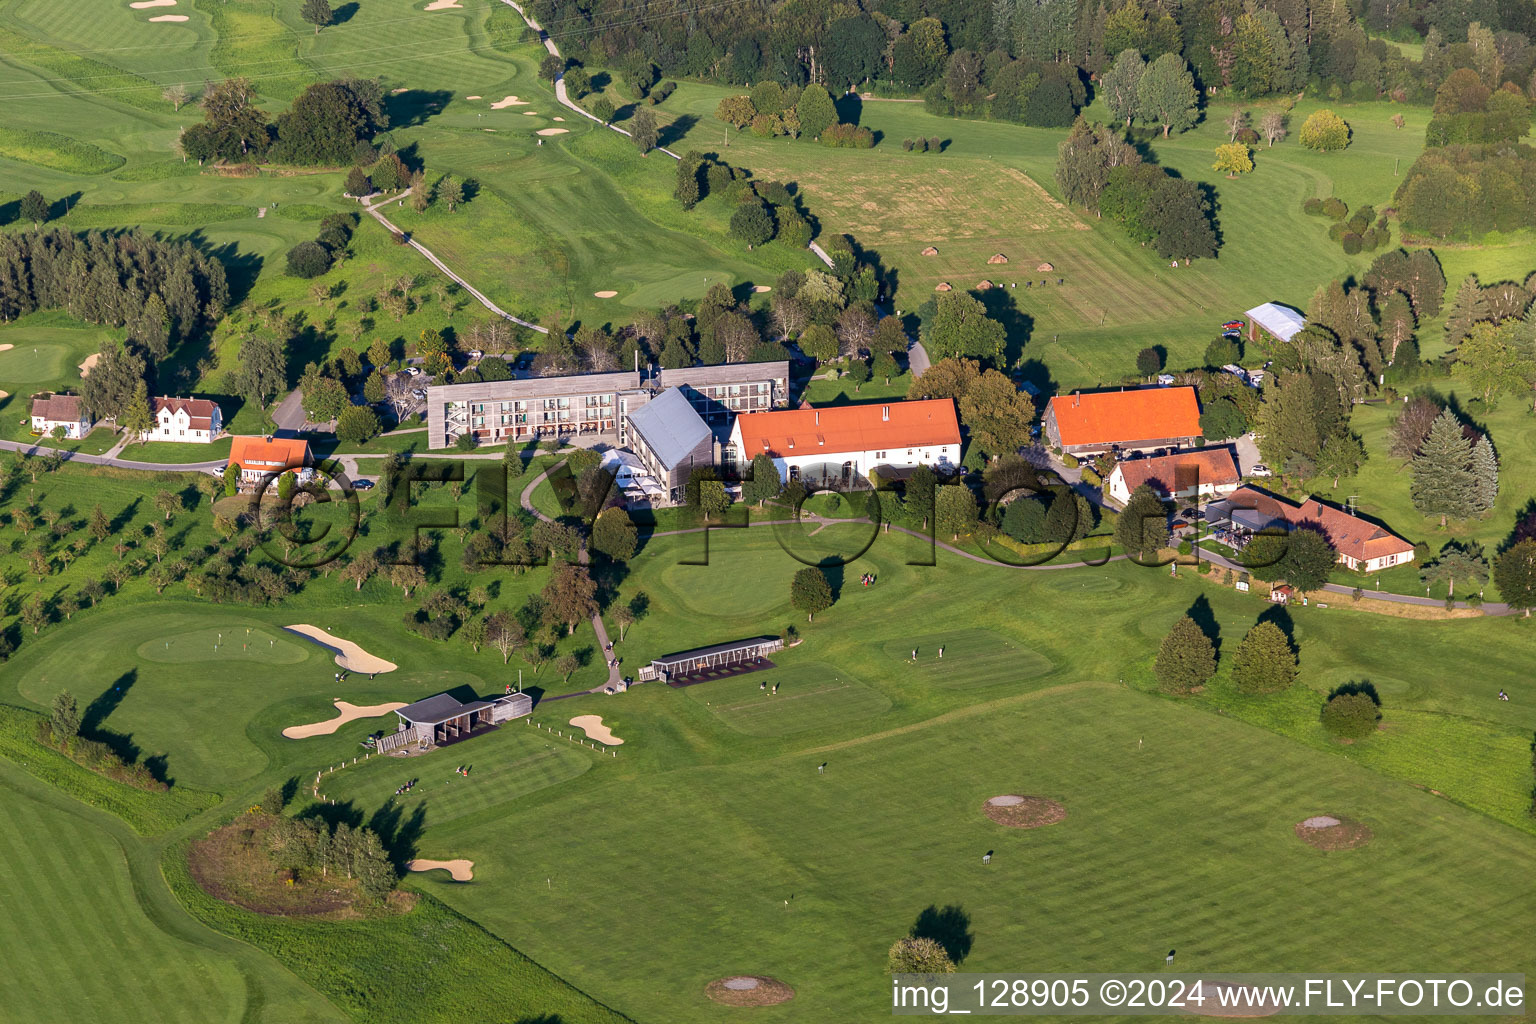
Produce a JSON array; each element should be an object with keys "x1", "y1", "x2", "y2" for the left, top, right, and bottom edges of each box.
[{"x1": 179, "y1": 77, "x2": 388, "y2": 166}]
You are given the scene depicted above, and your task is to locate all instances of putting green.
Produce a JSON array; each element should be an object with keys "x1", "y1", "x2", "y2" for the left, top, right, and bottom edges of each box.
[
  {"x1": 136, "y1": 626, "x2": 310, "y2": 665},
  {"x1": 321, "y1": 724, "x2": 593, "y2": 828},
  {"x1": 880, "y1": 628, "x2": 1052, "y2": 689},
  {"x1": 0, "y1": 342, "x2": 73, "y2": 383},
  {"x1": 655, "y1": 561, "x2": 791, "y2": 619},
  {"x1": 682, "y1": 662, "x2": 891, "y2": 736}
]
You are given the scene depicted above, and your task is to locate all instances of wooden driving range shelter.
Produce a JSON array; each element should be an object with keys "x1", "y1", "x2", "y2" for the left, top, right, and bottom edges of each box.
[
  {"x1": 379, "y1": 692, "x2": 531, "y2": 752},
  {"x1": 640, "y1": 636, "x2": 784, "y2": 686}
]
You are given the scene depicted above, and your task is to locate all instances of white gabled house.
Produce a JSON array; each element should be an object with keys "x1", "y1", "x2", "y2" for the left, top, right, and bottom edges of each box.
[
  {"x1": 30, "y1": 393, "x2": 94, "y2": 439},
  {"x1": 141, "y1": 397, "x2": 222, "y2": 443}
]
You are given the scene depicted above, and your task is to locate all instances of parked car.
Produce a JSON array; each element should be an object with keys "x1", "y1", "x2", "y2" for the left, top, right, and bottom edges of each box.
[
  {"x1": 1250, "y1": 463, "x2": 1273, "y2": 477},
  {"x1": 352, "y1": 479, "x2": 375, "y2": 490},
  {"x1": 411, "y1": 388, "x2": 427, "y2": 399},
  {"x1": 467, "y1": 349, "x2": 484, "y2": 360},
  {"x1": 405, "y1": 366, "x2": 422, "y2": 377}
]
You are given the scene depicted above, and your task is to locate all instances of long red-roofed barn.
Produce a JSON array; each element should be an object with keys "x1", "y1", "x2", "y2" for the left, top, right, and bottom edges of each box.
[
  {"x1": 1208, "y1": 486, "x2": 1415, "y2": 573},
  {"x1": 1043, "y1": 387, "x2": 1203, "y2": 456},
  {"x1": 727, "y1": 399, "x2": 960, "y2": 486}
]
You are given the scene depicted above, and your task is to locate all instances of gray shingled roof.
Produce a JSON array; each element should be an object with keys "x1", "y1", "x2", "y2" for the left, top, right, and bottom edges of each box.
[{"x1": 626, "y1": 386, "x2": 710, "y2": 471}]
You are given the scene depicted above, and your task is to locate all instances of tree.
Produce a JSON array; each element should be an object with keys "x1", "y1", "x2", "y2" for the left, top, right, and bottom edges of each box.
[
  {"x1": 155, "y1": 488, "x2": 183, "y2": 523},
  {"x1": 1444, "y1": 274, "x2": 1490, "y2": 348},
  {"x1": 799, "y1": 323, "x2": 838, "y2": 363},
  {"x1": 286, "y1": 241, "x2": 331, "y2": 278},
  {"x1": 563, "y1": 67, "x2": 590, "y2": 100},
  {"x1": 590, "y1": 96, "x2": 615, "y2": 124},
  {"x1": 1232, "y1": 621, "x2": 1296, "y2": 693},
  {"x1": 540, "y1": 53, "x2": 565, "y2": 83},
  {"x1": 542, "y1": 564, "x2": 597, "y2": 634},
  {"x1": 20, "y1": 190, "x2": 48, "y2": 228},
  {"x1": 164, "y1": 83, "x2": 191, "y2": 111},
  {"x1": 121, "y1": 383, "x2": 154, "y2": 442},
  {"x1": 1299, "y1": 109, "x2": 1350, "y2": 151},
  {"x1": 236, "y1": 334, "x2": 287, "y2": 413},
  {"x1": 1114, "y1": 483, "x2": 1168, "y2": 560},
  {"x1": 1279, "y1": 528, "x2": 1336, "y2": 595},
  {"x1": 591, "y1": 506, "x2": 638, "y2": 560},
  {"x1": 300, "y1": 0, "x2": 332, "y2": 33},
  {"x1": 796, "y1": 84, "x2": 837, "y2": 138},
  {"x1": 436, "y1": 175, "x2": 465, "y2": 212},
  {"x1": 629, "y1": 109, "x2": 658, "y2": 154},
  {"x1": 50, "y1": 690, "x2": 80, "y2": 741},
  {"x1": 1411, "y1": 410, "x2": 1479, "y2": 525},
  {"x1": 715, "y1": 95, "x2": 756, "y2": 129},
  {"x1": 1260, "y1": 111, "x2": 1287, "y2": 146},
  {"x1": 1389, "y1": 396, "x2": 1439, "y2": 458},
  {"x1": 337, "y1": 404, "x2": 381, "y2": 445},
  {"x1": 1472, "y1": 434, "x2": 1499, "y2": 516},
  {"x1": 924, "y1": 291, "x2": 1005, "y2": 361},
  {"x1": 696, "y1": 480, "x2": 731, "y2": 520},
  {"x1": 1054, "y1": 118, "x2": 1140, "y2": 210},
  {"x1": 1420, "y1": 542, "x2": 1489, "y2": 598},
  {"x1": 1002, "y1": 496, "x2": 1048, "y2": 543},
  {"x1": 888, "y1": 936, "x2": 956, "y2": 974},
  {"x1": 1136, "y1": 346, "x2": 1163, "y2": 375},
  {"x1": 743, "y1": 452, "x2": 782, "y2": 506},
  {"x1": 957, "y1": 369, "x2": 1032, "y2": 458},
  {"x1": 1321, "y1": 690, "x2": 1380, "y2": 738},
  {"x1": 790, "y1": 566, "x2": 834, "y2": 621},
  {"x1": 1224, "y1": 107, "x2": 1250, "y2": 143},
  {"x1": 1100, "y1": 49, "x2": 1146, "y2": 127},
  {"x1": 486, "y1": 611, "x2": 526, "y2": 663},
  {"x1": 729, "y1": 201, "x2": 775, "y2": 248},
  {"x1": 1136, "y1": 53, "x2": 1198, "y2": 137},
  {"x1": 935, "y1": 484, "x2": 978, "y2": 539},
  {"x1": 1213, "y1": 142, "x2": 1253, "y2": 177},
  {"x1": 1155, "y1": 615, "x2": 1215, "y2": 694}
]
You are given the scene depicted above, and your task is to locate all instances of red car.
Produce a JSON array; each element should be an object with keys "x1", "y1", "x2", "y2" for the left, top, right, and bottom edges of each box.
[{"x1": 1222, "y1": 320, "x2": 1244, "y2": 331}]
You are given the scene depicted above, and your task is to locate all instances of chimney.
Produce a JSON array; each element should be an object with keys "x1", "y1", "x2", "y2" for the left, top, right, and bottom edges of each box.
[
  {"x1": 814, "y1": 410, "x2": 820, "y2": 425},
  {"x1": 881, "y1": 405, "x2": 889, "y2": 421},
  {"x1": 1072, "y1": 393, "x2": 1080, "y2": 408}
]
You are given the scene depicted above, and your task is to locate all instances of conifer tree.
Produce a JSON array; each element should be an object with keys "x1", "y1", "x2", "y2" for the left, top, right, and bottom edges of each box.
[
  {"x1": 121, "y1": 383, "x2": 153, "y2": 443},
  {"x1": 1444, "y1": 274, "x2": 1489, "y2": 348},
  {"x1": 1231, "y1": 621, "x2": 1296, "y2": 694},
  {"x1": 1411, "y1": 410, "x2": 1478, "y2": 525},
  {"x1": 1471, "y1": 433, "x2": 1499, "y2": 515},
  {"x1": 1155, "y1": 614, "x2": 1215, "y2": 693}
]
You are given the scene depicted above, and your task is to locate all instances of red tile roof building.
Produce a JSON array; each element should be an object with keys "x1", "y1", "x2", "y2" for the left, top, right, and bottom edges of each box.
[
  {"x1": 228, "y1": 436, "x2": 311, "y2": 481},
  {"x1": 1044, "y1": 387, "x2": 1202, "y2": 454},
  {"x1": 1220, "y1": 487, "x2": 1415, "y2": 573},
  {"x1": 29, "y1": 393, "x2": 94, "y2": 439},
  {"x1": 1105, "y1": 447, "x2": 1241, "y2": 505},
  {"x1": 728, "y1": 400, "x2": 961, "y2": 484}
]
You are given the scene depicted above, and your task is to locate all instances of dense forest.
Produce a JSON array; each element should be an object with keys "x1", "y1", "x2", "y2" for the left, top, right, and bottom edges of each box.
[{"x1": 530, "y1": 0, "x2": 1536, "y2": 110}]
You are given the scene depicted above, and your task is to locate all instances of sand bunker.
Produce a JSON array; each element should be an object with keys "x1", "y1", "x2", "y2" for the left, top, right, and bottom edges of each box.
[
  {"x1": 130, "y1": 0, "x2": 176, "y2": 7},
  {"x1": 753, "y1": 285, "x2": 772, "y2": 292},
  {"x1": 0, "y1": 392, "x2": 9, "y2": 400},
  {"x1": 552, "y1": 116, "x2": 565, "y2": 121},
  {"x1": 0, "y1": 344, "x2": 12, "y2": 352},
  {"x1": 284, "y1": 624, "x2": 398, "y2": 674},
  {"x1": 149, "y1": 14, "x2": 189, "y2": 20},
  {"x1": 283, "y1": 700, "x2": 406, "y2": 739},
  {"x1": 490, "y1": 95, "x2": 528, "y2": 108},
  {"x1": 1294, "y1": 815, "x2": 1372, "y2": 851},
  {"x1": 408, "y1": 858, "x2": 474, "y2": 880},
  {"x1": 569, "y1": 715, "x2": 622, "y2": 745},
  {"x1": 423, "y1": 0, "x2": 462, "y2": 9},
  {"x1": 522, "y1": 110, "x2": 538, "y2": 116},
  {"x1": 466, "y1": 95, "x2": 482, "y2": 100},
  {"x1": 593, "y1": 290, "x2": 618, "y2": 298},
  {"x1": 537, "y1": 128, "x2": 568, "y2": 135},
  {"x1": 78, "y1": 353, "x2": 101, "y2": 377},
  {"x1": 706, "y1": 976, "x2": 794, "y2": 1007},
  {"x1": 984, "y1": 794, "x2": 1066, "y2": 829}
]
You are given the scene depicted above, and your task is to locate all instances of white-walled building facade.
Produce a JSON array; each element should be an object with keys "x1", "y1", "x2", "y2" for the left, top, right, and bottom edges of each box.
[{"x1": 727, "y1": 399, "x2": 961, "y2": 486}]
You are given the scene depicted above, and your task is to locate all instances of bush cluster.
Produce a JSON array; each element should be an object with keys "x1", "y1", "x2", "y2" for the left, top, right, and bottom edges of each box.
[
  {"x1": 286, "y1": 212, "x2": 355, "y2": 278},
  {"x1": 902, "y1": 136, "x2": 944, "y2": 152}
]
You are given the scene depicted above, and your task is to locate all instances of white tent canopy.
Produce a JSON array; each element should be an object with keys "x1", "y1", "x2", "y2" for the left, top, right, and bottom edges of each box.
[{"x1": 1245, "y1": 303, "x2": 1306, "y2": 342}]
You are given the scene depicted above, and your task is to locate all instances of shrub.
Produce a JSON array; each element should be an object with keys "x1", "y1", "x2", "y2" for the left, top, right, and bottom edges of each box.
[
  {"x1": 1321, "y1": 196, "x2": 1348, "y2": 220},
  {"x1": 888, "y1": 936, "x2": 956, "y2": 974},
  {"x1": 927, "y1": 136, "x2": 941, "y2": 151},
  {"x1": 1341, "y1": 232, "x2": 1363, "y2": 254},
  {"x1": 821, "y1": 122, "x2": 875, "y2": 148},
  {"x1": 902, "y1": 138, "x2": 914, "y2": 151},
  {"x1": 1062, "y1": 453, "x2": 1079, "y2": 468},
  {"x1": 913, "y1": 137, "x2": 928, "y2": 152},
  {"x1": 1236, "y1": 127, "x2": 1260, "y2": 144},
  {"x1": 336, "y1": 404, "x2": 381, "y2": 445},
  {"x1": 1300, "y1": 109, "x2": 1351, "y2": 151},
  {"x1": 1321, "y1": 689, "x2": 1380, "y2": 738},
  {"x1": 285, "y1": 240, "x2": 332, "y2": 278},
  {"x1": 1177, "y1": 539, "x2": 1193, "y2": 555},
  {"x1": 1302, "y1": 197, "x2": 1325, "y2": 215}
]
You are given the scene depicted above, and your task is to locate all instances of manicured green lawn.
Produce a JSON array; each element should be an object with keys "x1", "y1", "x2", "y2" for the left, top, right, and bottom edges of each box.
[
  {"x1": 877, "y1": 627, "x2": 1053, "y2": 689},
  {"x1": 680, "y1": 662, "x2": 891, "y2": 736}
]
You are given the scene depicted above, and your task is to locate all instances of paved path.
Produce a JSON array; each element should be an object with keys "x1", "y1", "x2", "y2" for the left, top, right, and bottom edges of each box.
[
  {"x1": 271, "y1": 387, "x2": 307, "y2": 434},
  {"x1": 520, "y1": 461, "x2": 622, "y2": 689},
  {"x1": 1192, "y1": 541, "x2": 1511, "y2": 616},
  {"x1": 359, "y1": 190, "x2": 549, "y2": 335},
  {"x1": 0, "y1": 437, "x2": 225, "y2": 472}
]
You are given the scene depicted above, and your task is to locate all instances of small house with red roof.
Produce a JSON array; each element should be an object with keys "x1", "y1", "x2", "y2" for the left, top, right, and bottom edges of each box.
[
  {"x1": 228, "y1": 435, "x2": 312, "y2": 486},
  {"x1": 1105, "y1": 447, "x2": 1240, "y2": 506},
  {"x1": 727, "y1": 399, "x2": 960, "y2": 486},
  {"x1": 1044, "y1": 387, "x2": 1202, "y2": 456},
  {"x1": 30, "y1": 393, "x2": 94, "y2": 439}
]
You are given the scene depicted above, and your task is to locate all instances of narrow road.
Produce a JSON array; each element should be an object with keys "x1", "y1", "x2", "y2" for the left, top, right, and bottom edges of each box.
[
  {"x1": 359, "y1": 190, "x2": 549, "y2": 335},
  {"x1": 0, "y1": 437, "x2": 225, "y2": 473}
]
